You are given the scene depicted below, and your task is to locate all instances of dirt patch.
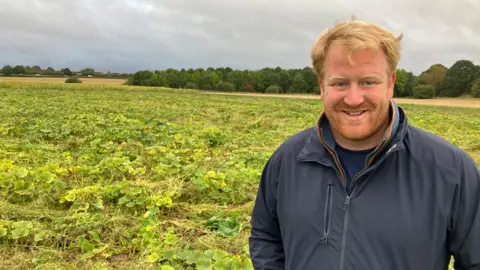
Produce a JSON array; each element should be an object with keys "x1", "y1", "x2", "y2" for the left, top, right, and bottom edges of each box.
[
  {"x1": 204, "y1": 91, "x2": 480, "y2": 108},
  {"x1": 0, "y1": 76, "x2": 127, "y2": 85}
]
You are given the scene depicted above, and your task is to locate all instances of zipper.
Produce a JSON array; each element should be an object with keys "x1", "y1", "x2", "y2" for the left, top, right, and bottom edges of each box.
[
  {"x1": 317, "y1": 128, "x2": 346, "y2": 187},
  {"x1": 350, "y1": 143, "x2": 402, "y2": 192},
  {"x1": 320, "y1": 184, "x2": 333, "y2": 244},
  {"x1": 339, "y1": 194, "x2": 352, "y2": 270},
  {"x1": 338, "y1": 145, "x2": 402, "y2": 270}
]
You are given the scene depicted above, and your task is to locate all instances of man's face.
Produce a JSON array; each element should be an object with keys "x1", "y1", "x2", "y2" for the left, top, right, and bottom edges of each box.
[{"x1": 319, "y1": 42, "x2": 396, "y2": 150}]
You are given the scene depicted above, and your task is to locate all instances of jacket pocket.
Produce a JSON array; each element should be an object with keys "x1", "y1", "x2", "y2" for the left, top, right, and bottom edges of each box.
[{"x1": 320, "y1": 184, "x2": 333, "y2": 244}]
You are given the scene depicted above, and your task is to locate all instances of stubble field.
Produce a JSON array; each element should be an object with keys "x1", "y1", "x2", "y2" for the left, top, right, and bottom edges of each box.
[
  {"x1": 0, "y1": 77, "x2": 127, "y2": 85},
  {"x1": 0, "y1": 82, "x2": 478, "y2": 269}
]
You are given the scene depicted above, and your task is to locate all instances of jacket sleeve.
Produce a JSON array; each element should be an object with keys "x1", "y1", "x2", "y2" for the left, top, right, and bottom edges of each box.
[
  {"x1": 249, "y1": 154, "x2": 285, "y2": 269},
  {"x1": 448, "y1": 151, "x2": 480, "y2": 269}
]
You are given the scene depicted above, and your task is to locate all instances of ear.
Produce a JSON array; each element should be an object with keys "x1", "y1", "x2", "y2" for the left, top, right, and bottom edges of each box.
[
  {"x1": 318, "y1": 77, "x2": 325, "y2": 99},
  {"x1": 388, "y1": 71, "x2": 396, "y2": 98}
]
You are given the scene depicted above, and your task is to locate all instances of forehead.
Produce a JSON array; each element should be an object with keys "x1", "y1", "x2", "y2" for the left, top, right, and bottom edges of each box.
[{"x1": 324, "y1": 43, "x2": 389, "y2": 79}]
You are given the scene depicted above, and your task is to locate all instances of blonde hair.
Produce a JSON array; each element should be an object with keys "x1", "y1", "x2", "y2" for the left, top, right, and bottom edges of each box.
[{"x1": 311, "y1": 20, "x2": 403, "y2": 79}]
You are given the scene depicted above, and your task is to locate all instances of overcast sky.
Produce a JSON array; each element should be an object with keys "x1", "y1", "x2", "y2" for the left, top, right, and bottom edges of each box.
[{"x1": 0, "y1": 0, "x2": 479, "y2": 75}]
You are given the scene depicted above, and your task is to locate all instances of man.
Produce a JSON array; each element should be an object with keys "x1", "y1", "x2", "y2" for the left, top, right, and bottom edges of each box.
[{"x1": 249, "y1": 20, "x2": 480, "y2": 270}]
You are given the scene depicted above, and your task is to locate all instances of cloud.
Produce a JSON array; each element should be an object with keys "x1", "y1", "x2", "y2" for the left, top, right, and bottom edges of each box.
[{"x1": 0, "y1": 0, "x2": 478, "y2": 74}]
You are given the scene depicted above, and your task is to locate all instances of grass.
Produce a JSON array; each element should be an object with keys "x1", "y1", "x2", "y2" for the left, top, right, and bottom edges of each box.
[{"x1": 0, "y1": 82, "x2": 478, "y2": 269}]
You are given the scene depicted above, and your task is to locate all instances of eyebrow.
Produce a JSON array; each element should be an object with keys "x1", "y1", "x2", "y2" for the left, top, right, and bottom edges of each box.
[{"x1": 327, "y1": 76, "x2": 382, "y2": 81}]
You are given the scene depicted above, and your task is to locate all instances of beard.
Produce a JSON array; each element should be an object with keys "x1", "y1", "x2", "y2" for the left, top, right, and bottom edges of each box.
[{"x1": 324, "y1": 100, "x2": 391, "y2": 143}]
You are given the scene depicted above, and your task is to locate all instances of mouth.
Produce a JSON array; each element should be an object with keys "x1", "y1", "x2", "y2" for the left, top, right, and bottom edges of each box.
[{"x1": 341, "y1": 110, "x2": 367, "y2": 120}]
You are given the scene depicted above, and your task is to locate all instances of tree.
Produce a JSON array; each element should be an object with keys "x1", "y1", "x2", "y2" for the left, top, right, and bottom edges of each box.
[
  {"x1": 292, "y1": 73, "x2": 308, "y2": 93},
  {"x1": 215, "y1": 82, "x2": 235, "y2": 92},
  {"x1": 130, "y1": 70, "x2": 154, "y2": 85},
  {"x1": 277, "y1": 71, "x2": 291, "y2": 93},
  {"x1": 62, "y1": 68, "x2": 73, "y2": 76},
  {"x1": 81, "y1": 68, "x2": 94, "y2": 76},
  {"x1": 13, "y1": 65, "x2": 25, "y2": 74},
  {"x1": 413, "y1": 84, "x2": 436, "y2": 99},
  {"x1": 265, "y1": 85, "x2": 281, "y2": 93},
  {"x1": 1, "y1": 65, "x2": 13, "y2": 76},
  {"x1": 404, "y1": 72, "x2": 415, "y2": 97},
  {"x1": 184, "y1": 82, "x2": 198, "y2": 89},
  {"x1": 301, "y1": 67, "x2": 318, "y2": 93},
  {"x1": 471, "y1": 79, "x2": 480, "y2": 98},
  {"x1": 439, "y1": 60, "x2": 477, "y2": 97},
  {"x1": 417, "y1": 64, "x2": 447, "y2": 96},
  {"x1": 394, "y1": 69, "x2": 408, "y2": 97},
  {"x1": 227, "y1": 70, "x2": 244, "y2": 90}
]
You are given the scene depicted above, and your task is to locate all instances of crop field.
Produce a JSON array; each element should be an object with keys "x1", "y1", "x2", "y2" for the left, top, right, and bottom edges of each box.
[
  {"x1": 0, "y1": 77, "x2": 127, "y2": 85},
  {"x1": 0, "y1": 82, "x2": 478, "y2": 269}
]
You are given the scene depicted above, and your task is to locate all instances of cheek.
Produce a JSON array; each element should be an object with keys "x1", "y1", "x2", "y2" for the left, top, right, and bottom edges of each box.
[{"x1": 322, "y1": 92, "x2": 344, "y2": 107}]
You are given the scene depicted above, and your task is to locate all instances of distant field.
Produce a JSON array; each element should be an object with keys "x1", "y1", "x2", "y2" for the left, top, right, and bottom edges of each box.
[
  {"x1": 204, "y1": 91, "x2": 480, "y2": 108},
  {"x1": 0, "y1": 82, "x2": 476, "y2": 269},
  {"x1": 0, "y1": 76, "x2": 127, "y2": 85}
]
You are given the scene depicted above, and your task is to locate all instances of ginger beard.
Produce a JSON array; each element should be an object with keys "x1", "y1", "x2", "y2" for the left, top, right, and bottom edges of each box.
[
  {"x1": 319, "y1": 44, "x2": 395, "y2": 150},
  {"x1": 323, "y1": 96, "x2": 391, "y2": 143}
]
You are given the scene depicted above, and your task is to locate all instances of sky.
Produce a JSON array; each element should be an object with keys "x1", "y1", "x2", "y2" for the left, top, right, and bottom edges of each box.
[{"x1": 0, "y1": 0, "x2": 479, "y2": 75}]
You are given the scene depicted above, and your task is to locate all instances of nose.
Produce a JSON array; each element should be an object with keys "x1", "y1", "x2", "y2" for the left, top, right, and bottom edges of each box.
[{"x1": 343, "y1": 83, "x2": 364, "y2": 107}]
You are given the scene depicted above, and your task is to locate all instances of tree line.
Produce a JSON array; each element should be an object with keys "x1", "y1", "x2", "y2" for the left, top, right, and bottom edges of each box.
[
  {"x1": 0, "y1": 65, "x2": 130, "y2": 78},
  {"x1": 125, "y1": 59, "x2": 480, "y2": 98},
  {"x1": 2, "y1": 59, "x2": 479, "y2": 98}
]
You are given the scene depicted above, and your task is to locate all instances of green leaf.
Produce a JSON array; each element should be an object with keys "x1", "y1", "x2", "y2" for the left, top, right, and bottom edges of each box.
[
  {"x1": 14, "y1": 180, "x2": 25, "y2": 191},
  {"x1": 203, "y1": 249, "x2": 215, "y2": 260},
  {"x1": 130, "y1": 187, "x2": 143, "y2": 195},
  {"x1": 0, "y1": 228, "x2": 7, "y2": 237},
  {"x1": 118, "y1": 196, "x2": 130, "y2": 205},
  {"x1": 12, "y1": 221, "x2": 33, "y2": 229},
  {"x1": 11, "y1": 228, "x2": 28, "y2": 239},
  {"x1": 126, "y1": 202, "x2": 136, "y2": 208},
  {"x1": 186, "y1": 250, "x2": 202, "y2": 264},
  {"x1": 78, "y1": 236, "x2": 95, "y2": 253},
  {"x1": 159, "y1": 266, "x2": 175, "y2": 270},
  {"x1": 34, "y1": 230, "x2": 46, "y2": 242},
  {"x1": 162, "y1": 250, "x2": 176, "y2": 260},
  {"x1": 88, "y1": 231, "x2": 101, "y2": 243},
  {"x1": 176, "y1": 250, "x2": 190, "y2": 260},
  {"x1": 14, "y1": 168, "x2": 29, "y2": 178},
  {"x1": 147, "y1": 252, "x2": 159, "y2": 263},
  {"x1": 196, "y1": 257, "x2": 213, "y2": 270}
]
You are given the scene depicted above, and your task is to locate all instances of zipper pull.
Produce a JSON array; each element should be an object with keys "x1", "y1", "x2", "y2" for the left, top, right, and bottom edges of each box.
[
  {"x1": 344, "y1": 196, "x2": 351, "y2": 207},
  {"x1": 338, "y1": 196, "x2": 351, "y2": 212}
]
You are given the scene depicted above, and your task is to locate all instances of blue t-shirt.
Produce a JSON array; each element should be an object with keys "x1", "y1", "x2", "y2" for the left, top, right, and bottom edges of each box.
[{"x1": 336, "y1": 145, "x2": 375, "y2": 192}]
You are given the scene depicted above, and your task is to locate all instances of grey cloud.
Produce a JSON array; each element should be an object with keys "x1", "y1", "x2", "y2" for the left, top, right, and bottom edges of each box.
[{"x1": 0, "y1": 0, "x2": 478, "y2": 74}]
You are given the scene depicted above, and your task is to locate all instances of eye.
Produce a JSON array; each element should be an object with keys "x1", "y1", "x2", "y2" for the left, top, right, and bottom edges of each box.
[
  {"x1": 360, "y1": 81, "x2": 377, "y2": 87},
  {"x1": 330, "y1": 82, "x2": 348, "y2": 88}
]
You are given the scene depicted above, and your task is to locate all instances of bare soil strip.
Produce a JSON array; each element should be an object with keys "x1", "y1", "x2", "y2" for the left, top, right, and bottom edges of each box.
[
  {"x1": 204, "y1": 91, "x2": 480, "y2": 108},
  {"x1": 0, "y1": 77, "x2": 127, "y2": 85}
]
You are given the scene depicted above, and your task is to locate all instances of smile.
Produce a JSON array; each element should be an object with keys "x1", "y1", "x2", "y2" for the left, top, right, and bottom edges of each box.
[{"x1": 342, "y1": 110, "x2": 367, "y2": 120}]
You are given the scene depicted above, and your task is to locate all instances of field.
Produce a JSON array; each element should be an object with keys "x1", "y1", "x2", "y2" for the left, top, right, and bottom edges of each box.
[
  {"x1": 0, "y1": 77, "x2": 127, "y2": 85},
  {"x1": 0, "y1": 82, "x2": 478, "y2": 269},
  {"x1": 204, "y1": 91, "x2": 480, "y2": 108}
]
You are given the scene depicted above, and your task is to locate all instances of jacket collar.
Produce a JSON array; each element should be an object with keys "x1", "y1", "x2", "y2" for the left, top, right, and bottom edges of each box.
[{"x1": 297, "y1": 99, "x2": 407, "y2": 165}]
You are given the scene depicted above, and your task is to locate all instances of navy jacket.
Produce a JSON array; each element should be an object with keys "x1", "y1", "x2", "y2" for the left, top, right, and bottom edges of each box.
[{"x1": 249, "y1": 101, "x2": 480, "y2": 270}]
